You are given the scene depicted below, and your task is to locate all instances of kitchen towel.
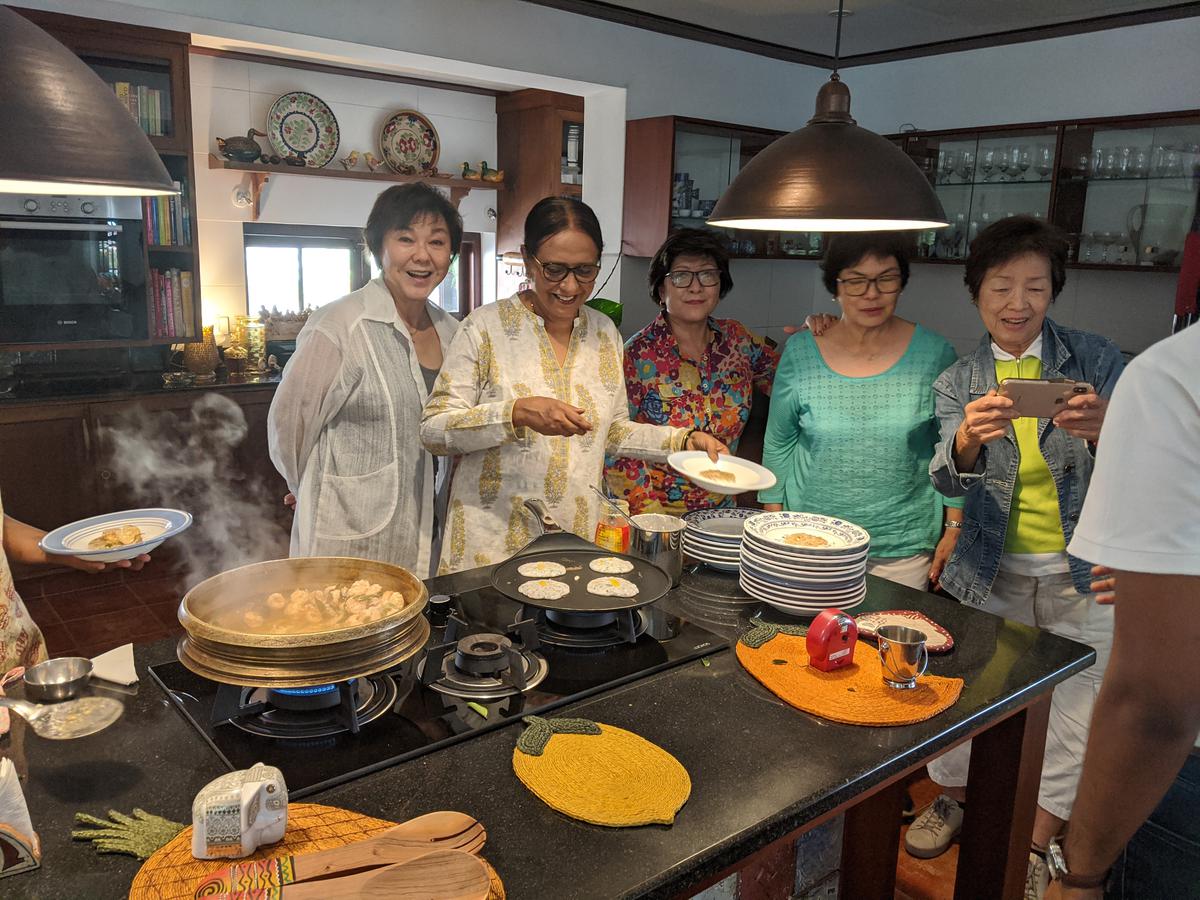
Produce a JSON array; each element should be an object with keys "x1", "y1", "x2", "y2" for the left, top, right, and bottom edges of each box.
[
  {"x1": 737, "y1": 620, "x2": 963, "y2": 726},
  {"x1": 512, "y1": 715, "x2": 691, "y2": 827},
  {"x1": 129, "y1": 803, "x2": 504, "y2": 900}
]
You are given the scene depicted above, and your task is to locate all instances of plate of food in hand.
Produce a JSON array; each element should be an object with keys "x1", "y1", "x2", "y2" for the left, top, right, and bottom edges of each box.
[
  {"x1": 667, "y1": 451, "x2": 776, "y2": 495},
  {"x1": 39, "y1": 508, "x2": 192, "y2": 563}
]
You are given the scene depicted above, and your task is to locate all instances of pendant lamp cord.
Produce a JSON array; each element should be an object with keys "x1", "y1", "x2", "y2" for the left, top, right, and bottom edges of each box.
[{"x1": 832, "y1": 0, "x2": 845, "y2": 76}]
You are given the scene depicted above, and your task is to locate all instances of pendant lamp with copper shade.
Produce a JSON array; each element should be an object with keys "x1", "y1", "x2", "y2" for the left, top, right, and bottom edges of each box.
[
  {"x1": 707, "y1": 2, "x2": 946, "y2": 233},
  {"x1": 0, "y1": 5, "x2": 176, "y2": 196}
]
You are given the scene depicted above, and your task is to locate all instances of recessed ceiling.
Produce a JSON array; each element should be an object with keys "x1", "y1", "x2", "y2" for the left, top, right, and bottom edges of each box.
[{"x1": 522, "y1": 0, "x2": 1200, "y2": 66}]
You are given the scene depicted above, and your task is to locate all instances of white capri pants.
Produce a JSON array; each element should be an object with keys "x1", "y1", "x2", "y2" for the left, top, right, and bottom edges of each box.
[
  {"x1": 927, "y1": 568, "x2": 1114, "y2": 820},
  {"x1": 866, "y1": 552, "x2": 932, "y2": 590}
]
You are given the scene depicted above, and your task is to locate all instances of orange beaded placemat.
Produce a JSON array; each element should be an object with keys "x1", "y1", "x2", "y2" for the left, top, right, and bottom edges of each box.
[
  {"x1": 129, "y1": 802, "x2": 504, "y2": 900},
  {"x1": 736, "y1": 621, "x2": 963, "y2": 726}
]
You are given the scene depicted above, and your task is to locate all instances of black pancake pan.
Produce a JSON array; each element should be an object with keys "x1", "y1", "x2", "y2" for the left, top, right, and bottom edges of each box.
[{"x1": 490, "y1": 499, "x2": 671, "y2": 612}]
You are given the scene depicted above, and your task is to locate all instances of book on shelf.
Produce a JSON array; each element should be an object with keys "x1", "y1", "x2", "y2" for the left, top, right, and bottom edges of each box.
[
  {"x1": 143, "y1": 182, "x2": 190, "y2": 247},
  {"x1": 107, "y1": 81, "x2": 167, "y2": 137},
  {"x1": 148, "y1": 267, "x2": 195, "y2": 340}
]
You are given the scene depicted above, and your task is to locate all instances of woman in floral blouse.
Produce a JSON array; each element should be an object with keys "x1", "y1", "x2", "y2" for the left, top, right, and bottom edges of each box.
[{"x1": 606, "y1": 229, "x2": 779, "y2": 515}]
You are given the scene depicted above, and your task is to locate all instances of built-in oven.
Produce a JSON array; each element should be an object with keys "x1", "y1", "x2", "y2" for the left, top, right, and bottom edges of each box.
[{"x1": 0, "y1": 195, "x2": 147, "y2": 345}]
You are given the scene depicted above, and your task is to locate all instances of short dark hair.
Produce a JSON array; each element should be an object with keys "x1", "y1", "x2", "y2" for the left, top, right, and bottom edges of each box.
[
  {"x1": 647, "y1": 229, "x2": 733, "y2": 307},
  {"x1": 820, "y1": 232, "x2": 914, "y2": 296},
  {"x1": 522, "y1": 196, "x2": 604, "y2": 258},
  {"x1": 363, "y1": 183, "x2": 463, "y2": 266},
  {"x1": 964, "y1": 215, "x2": 1068, "y2": 302}
]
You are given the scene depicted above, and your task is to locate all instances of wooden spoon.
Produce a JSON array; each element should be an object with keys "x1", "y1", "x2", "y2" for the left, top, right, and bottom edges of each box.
[
  {"x1": 194, "y1": 811, "x2": 485, "y2": 895},
  {"x1": 212, "y1": 849, "x2": 491, "y2": 900}
]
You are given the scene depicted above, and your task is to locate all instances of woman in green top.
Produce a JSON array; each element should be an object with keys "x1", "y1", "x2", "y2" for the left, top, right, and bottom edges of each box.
[{"x1": 759, "y1": 232, "x2": 962, "y2": 590}]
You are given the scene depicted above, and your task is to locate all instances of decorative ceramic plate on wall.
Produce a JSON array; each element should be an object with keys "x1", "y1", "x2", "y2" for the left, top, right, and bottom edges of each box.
[
  {"x1": 267, "y1": 91, "x2": 340, "y2": 168},
  {"x1": 379, "y1": 109, "x2": 440, "y2": 174}
]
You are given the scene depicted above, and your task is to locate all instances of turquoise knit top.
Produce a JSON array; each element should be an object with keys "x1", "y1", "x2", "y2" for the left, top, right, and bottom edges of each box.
[{"x1": 759, "y1": 325, "x2": 962, "y2": 558}]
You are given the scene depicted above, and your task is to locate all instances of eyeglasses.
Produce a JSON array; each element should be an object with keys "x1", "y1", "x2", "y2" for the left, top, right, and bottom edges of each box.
[
  {"x1": 666, "y1": 269, "x2": 721, "y2": 288},
  {"x1": 529, "y1": 252, "x2": 601, "y2": 284},
  {"x1": 836, "y1": 274, "x2": 903, "y2": 296}
]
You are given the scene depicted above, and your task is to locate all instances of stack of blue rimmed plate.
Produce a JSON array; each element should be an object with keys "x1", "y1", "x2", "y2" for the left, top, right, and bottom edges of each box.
[
  {"x1": 681, "y1": 507, "x2": 759, "y2": 572},
  {"x1": 739, "y1": 511, "x2": 870, "y2": 615}
]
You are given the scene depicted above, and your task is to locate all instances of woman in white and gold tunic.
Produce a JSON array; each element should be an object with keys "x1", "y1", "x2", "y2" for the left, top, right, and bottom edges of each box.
[{"x1": 421, "y1": 198, "x2": 727, "y2": 574}]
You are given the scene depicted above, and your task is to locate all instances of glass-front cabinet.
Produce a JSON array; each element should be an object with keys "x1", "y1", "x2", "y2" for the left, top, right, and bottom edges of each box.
[
  {"x1": 892, "y1": 110, "x2": 1199, "y2": 272},
  {"x1": 625, "y1": 117, "x2": 830, "y2": 259}
]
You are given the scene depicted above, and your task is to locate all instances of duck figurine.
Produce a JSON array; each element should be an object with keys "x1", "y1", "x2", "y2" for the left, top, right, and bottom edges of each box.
[
  {"x1": 339, "y1": 150, "x2": 360, "y2": 171},
  {"x1": 480, "y1": 161, "x2": 505, "y2": 183},
  {"x1": 216, "y1": 129, "x2": 268, "y2": 164},
  {"x1": 461, "y1": 162, "x2": 481, "y2": 181},
  {"x1": 364, "y1": 151, "x2": 385, "y2": 172}
]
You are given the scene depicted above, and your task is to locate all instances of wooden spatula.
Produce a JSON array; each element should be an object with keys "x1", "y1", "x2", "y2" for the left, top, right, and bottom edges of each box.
[
  {"x1": 194, "y1": 811, "x2": 485, "y2": 896},
  {"x1": 208, "y1": 849, "x2": 491, "y2": 900}
]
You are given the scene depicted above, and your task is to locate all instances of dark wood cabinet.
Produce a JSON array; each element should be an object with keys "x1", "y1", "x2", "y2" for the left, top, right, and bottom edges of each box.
[
  {"x1": 888, "y1": 109, "x2": 1200, "y2": 272},
  {"x1": 496, "y1": 89, "x2": 584, "y2": 255},
  {"x1": 622, "y1": 116, "x2": 792, "y2": 260},
  {"x1": 0, "y1": 387, "x2": 286, "y2": 535},
  {"x1": 13, "y1": 8, "x2": 203, "y2": 344}
]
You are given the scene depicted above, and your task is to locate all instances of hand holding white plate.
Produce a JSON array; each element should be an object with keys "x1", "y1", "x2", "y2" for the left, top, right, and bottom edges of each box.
[
  {"x1": 667, "y1": 452, "x2": 776, "y2": 495},
  {"x1": 39, "y1": 508, "x2": 192, "y2": 563}
]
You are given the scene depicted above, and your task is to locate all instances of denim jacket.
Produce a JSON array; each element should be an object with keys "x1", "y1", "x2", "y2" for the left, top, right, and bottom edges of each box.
[{"x1": 929, "y1": 318, "x2": 1125, "y2": 605}]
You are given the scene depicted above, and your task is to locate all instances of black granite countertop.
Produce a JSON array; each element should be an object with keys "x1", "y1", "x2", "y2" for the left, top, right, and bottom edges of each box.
[{"x1": 2, "y1": 567, "x2": 1094, "y2": 899}]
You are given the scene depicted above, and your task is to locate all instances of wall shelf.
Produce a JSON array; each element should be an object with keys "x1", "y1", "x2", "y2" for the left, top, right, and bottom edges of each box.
[{"x1": 208, "y1": 154, "x2": 502, "y2": 220}]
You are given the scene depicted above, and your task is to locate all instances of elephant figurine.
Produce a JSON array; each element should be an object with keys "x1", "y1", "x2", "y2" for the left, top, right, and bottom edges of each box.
[
  {"x1": 191, "y1": 762, "x2": 288, "y2": 859},
  {"x1": 216, "y1": 129, "x2": 268, "y2": 164}
]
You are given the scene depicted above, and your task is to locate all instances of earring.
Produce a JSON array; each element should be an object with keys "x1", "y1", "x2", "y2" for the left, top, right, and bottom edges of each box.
[{"x1": 832, "y1": 296, "x2": 840, "y2": 303}]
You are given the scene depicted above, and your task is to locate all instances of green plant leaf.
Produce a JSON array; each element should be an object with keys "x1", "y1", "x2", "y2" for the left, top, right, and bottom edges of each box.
[{"x1": 586, "y1": 297, "x2": 622, "y2": 328}]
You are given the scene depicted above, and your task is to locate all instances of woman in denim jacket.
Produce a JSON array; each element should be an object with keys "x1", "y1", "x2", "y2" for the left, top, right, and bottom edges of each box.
[{"x1": 907, "y1": 217, "x2": 1124, "y2": 896}]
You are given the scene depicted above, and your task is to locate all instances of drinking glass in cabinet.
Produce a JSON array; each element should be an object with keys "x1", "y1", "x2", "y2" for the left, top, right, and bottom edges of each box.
[
  {"x1": 938, "y1": 149, "x2": 957, "y2": 184},
  {"x1": 956, "y1": 150, "x2": 975, "y2": 182},
  {"x1": 979, "y1": 148, "x2": 999, "y2": 182},
  {"x1": 1130, "y1": 148, "x2": 1151, "y2": 178},
  {"x1": 1034, "y1": 147, "x2": 1053, "y2": 180}
]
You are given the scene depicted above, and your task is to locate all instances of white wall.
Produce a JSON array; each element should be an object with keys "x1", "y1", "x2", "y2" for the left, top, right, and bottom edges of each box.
[{"x1": 189, "y1": 53, "x2": 498, "y2": 324}]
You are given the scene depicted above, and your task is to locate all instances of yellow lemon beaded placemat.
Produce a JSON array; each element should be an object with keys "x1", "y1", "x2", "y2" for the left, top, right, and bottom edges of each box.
[
  {"x1": 512, "y1": 716, "x2": 691, "y2": 827},
  {"x1": 129, "y1": 802, "x2": 505, "y2": 900},
  {"x1": 736, "y1": 621, "x2": 963, "y2": 727}
]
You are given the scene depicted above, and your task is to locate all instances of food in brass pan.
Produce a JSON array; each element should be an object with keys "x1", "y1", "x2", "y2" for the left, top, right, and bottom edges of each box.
[
  {"x1": 589, "y1": 556, "x2": 635, "y2": 574},
  {"x1": 87, "y1": 525, "x2": 143, "y2": 549},
  {"x1": 782, "y1": 532, "x2": 830, "y2": 548},
  {"x1": 239, "y1": 580, "x2": 406, "y2": 632},
  {"x1": 518, "y1": 579, "x2": 571, "y2": 600},
  {"x1": 587, "y1": 576, "x2": 639, "y2": 598},
  {"x1": 517, "y1": 560, "x2": 568, "y2": 578},
  {"x1": 698, "y1": 468, "x2": 737, "y2": 485}
]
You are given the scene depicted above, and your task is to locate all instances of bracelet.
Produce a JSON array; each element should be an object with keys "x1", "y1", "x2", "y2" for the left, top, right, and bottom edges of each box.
[
  {"x1": 943, "y1": 521, "x2": 963, "y2": 530},
  {"x1": 681, "y1": 427, "x2": 698, "y2": 449}
]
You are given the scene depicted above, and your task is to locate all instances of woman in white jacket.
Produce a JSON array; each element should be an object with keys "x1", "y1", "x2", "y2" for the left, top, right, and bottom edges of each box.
[{"x1": 268, "y1": 183, "x2": 460, "y2": 576}]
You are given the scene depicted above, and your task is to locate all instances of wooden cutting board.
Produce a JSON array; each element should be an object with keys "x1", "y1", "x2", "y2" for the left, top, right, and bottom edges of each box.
[{"x1": 129, "y1": 803, "x2": 504, "y2": 900}]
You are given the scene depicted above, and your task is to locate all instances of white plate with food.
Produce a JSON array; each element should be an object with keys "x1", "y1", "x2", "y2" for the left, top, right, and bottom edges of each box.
[
  {"x1": 39, "y1": 508, "x2": 192, "y2": 563},
  {"x1": 740, "y1": 534, "x2": 869, "y2": 568},
  {"x1": 667, "y1": 452, "x2": 776, "y2": 495},
  {"x1": 742, "y1": 511, "x2": 870, "y2": 555}
]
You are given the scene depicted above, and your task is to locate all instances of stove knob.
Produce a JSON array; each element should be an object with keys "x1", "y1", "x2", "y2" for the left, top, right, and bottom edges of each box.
[
  {"x1": 22, "y1": 199, "x2": 38, "y2": 213},
  {"x1": 428, "y1": 594, "x2": 452, "y2": 627},
  {"x1": 80, "y1": 201, "x2": 96, "y2": 215}
]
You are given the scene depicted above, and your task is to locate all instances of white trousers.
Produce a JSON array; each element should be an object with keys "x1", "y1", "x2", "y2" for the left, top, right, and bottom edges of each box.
[
  {"x1": 926, "y1": 568, "x2": 1114, "y2": 820},
  {"x1": 866, "y1": 552, "x2": 932, "y2": 590}
]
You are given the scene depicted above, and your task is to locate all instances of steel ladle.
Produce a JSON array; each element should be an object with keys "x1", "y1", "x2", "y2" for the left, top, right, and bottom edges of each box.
[{"x1": 0, "y1": 695, "x2": 123, "y2": 739}]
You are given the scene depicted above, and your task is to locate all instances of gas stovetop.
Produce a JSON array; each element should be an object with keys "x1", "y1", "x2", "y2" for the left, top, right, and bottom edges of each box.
[{"x1": 150, "y1": 586, "x2": 727, "y2": 797}]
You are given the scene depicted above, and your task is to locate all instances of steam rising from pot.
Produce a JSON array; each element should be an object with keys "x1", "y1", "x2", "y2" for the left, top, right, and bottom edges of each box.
[{"x1": 98, "y1": 393, "x2": 288, "y2": 583}]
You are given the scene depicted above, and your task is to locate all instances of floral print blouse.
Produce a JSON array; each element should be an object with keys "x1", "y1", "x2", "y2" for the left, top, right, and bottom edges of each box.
[{"x1": 606, "y1": 313, "x2": 779, "y2": 515}]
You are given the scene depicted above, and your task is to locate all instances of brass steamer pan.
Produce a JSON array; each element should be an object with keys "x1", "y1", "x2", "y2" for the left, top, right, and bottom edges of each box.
[{"x1": 177, "y1": 557, "x2": 429, "y2": 688}]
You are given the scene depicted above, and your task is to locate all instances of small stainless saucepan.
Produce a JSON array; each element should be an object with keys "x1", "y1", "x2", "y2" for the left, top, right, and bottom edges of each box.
[{"x1": 23, "y1": 657, "x2": 93, "y2": 702}]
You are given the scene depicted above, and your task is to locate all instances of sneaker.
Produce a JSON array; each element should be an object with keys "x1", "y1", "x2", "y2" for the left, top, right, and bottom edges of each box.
[
  {"x1": 904, "y1": 793, "x2": 964, "y2": 859},
  {"x1": 1025, "y1": 851, "x2": 1050, "y2": 900}
]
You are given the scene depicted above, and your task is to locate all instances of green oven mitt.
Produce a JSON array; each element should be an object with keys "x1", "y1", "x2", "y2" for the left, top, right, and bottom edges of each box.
[{"x1": 71, "y1": 808, "x2": 185, "y2": 859}]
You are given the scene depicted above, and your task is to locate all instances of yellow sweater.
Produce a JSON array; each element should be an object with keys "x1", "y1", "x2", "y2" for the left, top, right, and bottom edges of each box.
[{"x1": 995, "y1": 357, "x2": 1066, "y2": 554}]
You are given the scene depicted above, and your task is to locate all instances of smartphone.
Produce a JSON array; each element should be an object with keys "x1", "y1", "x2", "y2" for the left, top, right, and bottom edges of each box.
[{"x1": 999, "y1": 377, "x2": 1095, "y2": 419}]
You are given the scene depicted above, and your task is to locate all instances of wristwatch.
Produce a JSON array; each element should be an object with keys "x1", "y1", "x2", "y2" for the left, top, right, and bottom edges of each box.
[
  {"x1": 943, "y1": 520, "x2": 963, "y2": 529},
  {"x1": 1046, "y1": 836, "x2": 1109, "y2": 889}
]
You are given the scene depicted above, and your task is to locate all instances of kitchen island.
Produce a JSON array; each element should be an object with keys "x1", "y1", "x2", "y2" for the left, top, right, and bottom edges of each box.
[{"x1": 3, "y1": 566, "x2": 1093, "y2": 900}]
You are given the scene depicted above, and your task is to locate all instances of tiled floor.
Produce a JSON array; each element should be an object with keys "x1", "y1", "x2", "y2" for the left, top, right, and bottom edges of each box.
[
  {"x1": 18, "y1": 559, "x2": 961, "y2": 898},
  {"x1": 17, "y1": 556, "x2": 189, "y2": 660}
]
